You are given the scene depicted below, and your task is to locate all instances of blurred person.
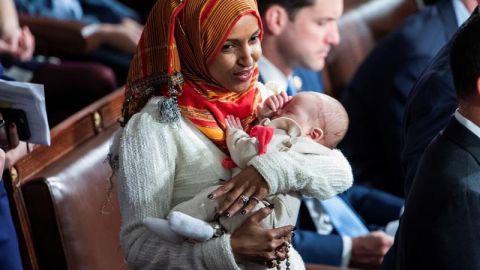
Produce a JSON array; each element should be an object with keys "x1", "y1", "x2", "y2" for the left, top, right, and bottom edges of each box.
[
  {"x1": 402, "y1": 0, "x2": 478, "y2": 196},
  {"x1": 382, "y1": 0, "x2": 480, "y2": 269},
  {"x1": 394, "y1": 14, "x2": 480, "y2": 269},
  {"x1": 0, "y1": 0, "x2": 117, "y2": 126},
  {"x1": 0, "y1": 112, "x2": 22, "y2": 270},
  {"x1": 258, "y1": 0, "x2": 404, "y2": 268},
  {"x1": 339, "y1": 0, "x2": 477, "y2": 197},
  {"x1": 14, "y1": 0, "x2": 143, "y2": 84},
  {"x1": 109, "y1": 0, "x2": 353, "y2": 269}
]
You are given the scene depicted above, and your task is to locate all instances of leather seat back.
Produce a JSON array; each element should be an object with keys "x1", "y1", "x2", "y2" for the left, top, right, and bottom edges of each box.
[{"x1": 3, "y1": 89, "x2": 128, "y2": 270}]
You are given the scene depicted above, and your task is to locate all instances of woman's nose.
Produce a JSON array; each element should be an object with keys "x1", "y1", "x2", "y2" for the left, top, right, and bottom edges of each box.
[{"x1": 238, "y1": 46, "x2": 254, "y2": 67}]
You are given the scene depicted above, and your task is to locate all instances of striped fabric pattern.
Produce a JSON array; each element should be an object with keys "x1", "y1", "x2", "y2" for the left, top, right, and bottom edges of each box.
[{"x1": 122, "y1": 0, "x2": 262, "y2": 151}]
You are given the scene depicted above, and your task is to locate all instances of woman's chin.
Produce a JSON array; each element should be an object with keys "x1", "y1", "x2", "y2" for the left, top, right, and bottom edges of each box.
[{"x1": 229, "y1": 81, "x2": 254, "y2": 94}]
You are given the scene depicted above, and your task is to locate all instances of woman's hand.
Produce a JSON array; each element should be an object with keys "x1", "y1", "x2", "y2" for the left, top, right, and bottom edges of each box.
[
  {"x1": 209, "y1": 166, "x2": 269, "y2": 217},
  {"x1": 230, "y1": 206, "x2": 294, "y2": 267}
]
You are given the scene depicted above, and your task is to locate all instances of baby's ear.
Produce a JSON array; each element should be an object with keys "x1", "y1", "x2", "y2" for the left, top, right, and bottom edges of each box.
[{"x1": 309, "y1": 128, "x2": 324, "y2": 143}]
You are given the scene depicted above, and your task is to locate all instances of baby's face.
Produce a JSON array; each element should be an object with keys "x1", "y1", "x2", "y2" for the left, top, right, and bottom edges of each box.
[{"x1": 272, "y1": 94, "x2": 321, "y2": 134}]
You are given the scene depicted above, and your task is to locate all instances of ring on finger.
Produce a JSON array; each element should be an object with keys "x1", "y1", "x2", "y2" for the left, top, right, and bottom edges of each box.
[
  {"x1": 240, "y1": 194, "x2": 249, "y2": 204},
  {"x1": 250, "y1": 196, "x2": 260, "y2": 204}
]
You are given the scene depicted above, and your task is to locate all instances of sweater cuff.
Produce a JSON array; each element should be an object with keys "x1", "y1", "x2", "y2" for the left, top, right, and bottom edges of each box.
[
  {"x1": 248, "y1": 151, "x2": 290, "y2": 195},
  {"x1": 202, "y1": 234, "x2": 241, "y2": 270}
]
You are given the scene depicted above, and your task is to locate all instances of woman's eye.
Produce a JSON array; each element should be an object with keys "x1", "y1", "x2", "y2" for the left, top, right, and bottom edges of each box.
[
  {"x1": 222, "y1": 43, "x2": 235, "y2": 51},
  {"x1": 249, "y1": 35, "x2": 259, "y2": 43}
]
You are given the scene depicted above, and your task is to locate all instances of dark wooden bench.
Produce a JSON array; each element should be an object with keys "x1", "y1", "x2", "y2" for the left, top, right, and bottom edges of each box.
[{"x1": 3, "y1": 88, "x2": 127, "y2": 270}]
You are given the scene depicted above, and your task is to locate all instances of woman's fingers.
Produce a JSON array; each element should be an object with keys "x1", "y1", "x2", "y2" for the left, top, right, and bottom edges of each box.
[
  {"x1": 209, "y1": 166, "x2": 269, "y2": 217},
  {"x1": 230, "y1": 207, "x2": 294, "y2": 266},
  {"x1": 209, "y1": 180, "x2": 243, "y2": 216},
  {"x1": 218, "y1": 184, "x2": 247, "y2": 217},
  {"x1": 239, "y1": 186, "x2": 258, "y2": 215},
  {"x1": 209, "y1": 181, "x2": 234, "y2": 201},
  {"x1": 247, "y1": 205, "x2": 273, "y2": 223},
  {"x1": 271, "y1": 225, "x2": 294, "y2": 241}
]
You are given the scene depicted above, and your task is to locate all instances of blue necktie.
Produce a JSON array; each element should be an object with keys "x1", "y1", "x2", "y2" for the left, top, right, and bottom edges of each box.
[{"x1": 321, "y1": 196, "x2": 369, "y2": 237}]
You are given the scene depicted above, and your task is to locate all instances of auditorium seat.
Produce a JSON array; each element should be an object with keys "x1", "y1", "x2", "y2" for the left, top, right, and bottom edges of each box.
[{"x1": 3, "y1": 88, "x2": 126, "y2": 270}]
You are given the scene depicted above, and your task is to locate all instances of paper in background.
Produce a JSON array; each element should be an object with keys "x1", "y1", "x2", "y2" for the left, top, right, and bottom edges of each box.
[{"x1": 0, "y1": 79, "x2": 50, "y2": 145}]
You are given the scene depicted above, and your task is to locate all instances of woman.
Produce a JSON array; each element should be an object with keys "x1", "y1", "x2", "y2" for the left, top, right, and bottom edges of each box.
[{"x1": 113, "y1": 0, "x2": 352, "y2": 269}]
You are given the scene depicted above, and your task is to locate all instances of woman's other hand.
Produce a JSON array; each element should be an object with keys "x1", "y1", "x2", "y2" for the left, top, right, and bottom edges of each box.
[
  {"x1": 209, "y1": 166, "x2": 269, "y2": 217},
  {"x1": 231, "y1": 206, "x2": 294, "y2": 267}
]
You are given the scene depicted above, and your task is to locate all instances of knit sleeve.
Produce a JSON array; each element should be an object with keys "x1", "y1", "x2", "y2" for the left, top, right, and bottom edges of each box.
[
  {"x1": 248, "y1": 148, "x2": 353, "y2": 200},
  {"x1": 117, "y1": 112, "x2": 240, "y2": 270},
  {"x1": 226, "y1": 127, "x2": 259, "y2": 169}
]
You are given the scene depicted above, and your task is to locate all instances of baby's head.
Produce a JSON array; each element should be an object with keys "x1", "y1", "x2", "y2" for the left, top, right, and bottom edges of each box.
[{"x1": 273, "y1": 92, "x2": 348, "y2": 148}]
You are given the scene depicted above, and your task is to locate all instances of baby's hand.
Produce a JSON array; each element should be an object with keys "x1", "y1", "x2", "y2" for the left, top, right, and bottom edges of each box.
[
  {"x1": 259, "y1": 91, "x2": 292, "y2": 117},
  {"x1": 225, "y1": 115, "x2": 244, "y2": 130}
]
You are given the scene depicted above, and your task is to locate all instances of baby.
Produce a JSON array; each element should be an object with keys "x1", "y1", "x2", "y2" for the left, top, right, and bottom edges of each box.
[{"x1": 144, "y1": 91, "x2": 350, "y2": 246}]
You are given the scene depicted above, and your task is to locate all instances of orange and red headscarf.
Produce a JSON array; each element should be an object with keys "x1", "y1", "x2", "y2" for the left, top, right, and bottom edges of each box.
[{"x1": 122, "y1": 0, "x2": 263, "y2": 151}]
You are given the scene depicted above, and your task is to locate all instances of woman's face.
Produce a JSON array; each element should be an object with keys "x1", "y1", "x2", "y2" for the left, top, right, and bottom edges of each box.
[{"x1": 208, "y1": 14, "x2": 262, "y2": 93}]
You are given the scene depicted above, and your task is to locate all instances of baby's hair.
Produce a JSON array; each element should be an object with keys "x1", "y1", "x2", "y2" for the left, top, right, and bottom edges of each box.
[{"x1": 302, "y1": 92, "x2": 349, "y2": 148}]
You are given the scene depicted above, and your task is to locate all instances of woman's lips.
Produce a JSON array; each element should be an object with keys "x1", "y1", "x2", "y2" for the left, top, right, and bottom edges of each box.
[{"x1": 233, "y1": 68, "x2": 253, "y2": 82}]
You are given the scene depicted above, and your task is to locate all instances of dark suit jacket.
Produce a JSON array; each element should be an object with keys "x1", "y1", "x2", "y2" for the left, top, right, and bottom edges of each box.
[
  {"x1": 383, "y1": 13, "x2": 480, "y2": 269},
  {"x1": 394, "y1": 117, "x2": 480, "y2": 269},
  {"x1": 402, "y1": 9, "x2": 479, "y2": 196},
  {"x1": 259, "y1": 66, "x2": 403, "y2": 266},
  {"x1": 339, "y1": 0, "x2": 457, "y2": 196}
]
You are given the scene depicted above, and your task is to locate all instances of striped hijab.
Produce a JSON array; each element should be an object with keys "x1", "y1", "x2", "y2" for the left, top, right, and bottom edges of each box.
[{"x1": 122, "y1": 0, "x2": 262, "y2": 151}]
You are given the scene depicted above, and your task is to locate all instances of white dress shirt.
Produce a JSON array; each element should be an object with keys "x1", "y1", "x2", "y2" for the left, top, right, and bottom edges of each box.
[
  {"x1": 455, "y1": 110, "x2": 480, "y2": 139},
  {"x1": 452, "y1": 0, "x2": 471, "y2": 26}
]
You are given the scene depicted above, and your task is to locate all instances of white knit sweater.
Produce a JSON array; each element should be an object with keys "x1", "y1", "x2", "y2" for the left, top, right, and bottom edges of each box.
[{"x1": 115, "y1": 97, "x2": 353, "y2": 270}]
